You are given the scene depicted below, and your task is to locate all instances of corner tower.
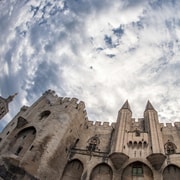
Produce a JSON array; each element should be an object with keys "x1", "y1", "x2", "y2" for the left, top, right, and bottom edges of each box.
[{"x1": 0, "y1": 90, "x2": 87, "y2": 180}]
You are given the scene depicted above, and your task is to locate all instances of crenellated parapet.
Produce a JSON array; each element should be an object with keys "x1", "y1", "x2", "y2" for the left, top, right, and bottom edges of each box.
[
  {"x1": 42, "y1": 89, "x2": 57, "y2": 97},
  {"x1": 0, "y1": 95, "x2": 180, "y2": 179},
  {"x1": 41, "y1": 90, "x2": 87, "y2": 117},
  {"x1": 85, "y1": 120, "x2": 115, "y2": 129},
  {"x1": 159, "y1": 122, "x2": 180, "y2": 131}
]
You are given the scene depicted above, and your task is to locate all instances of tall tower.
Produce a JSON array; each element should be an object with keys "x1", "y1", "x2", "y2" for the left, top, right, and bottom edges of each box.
[
  {"x1": 0, "y1": 93, "x2": 17, "y2": 120},
  {"x1": 110, "y1": 100, "x2": 132, "y2": 169},
  {"x1": 144, "y1": 101, "x2": 166, "y2": 170}
]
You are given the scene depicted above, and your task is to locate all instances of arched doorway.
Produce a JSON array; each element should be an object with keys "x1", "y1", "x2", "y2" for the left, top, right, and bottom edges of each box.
[
  {"x1": 11, "y1": 127, "x2": 36, "y2": 156},
  {"x1": 61, "y1": 159, "x2": 83, "y2": 180},
  {"x1": 122, "y1": 161, "x2": 153, "y2": 180},
  {"x1": 90, "y1": 163, "x2": 113, "y2": 180},
  {"x1": 163, "y1": 164, "x2": 180, "y2": 180}
]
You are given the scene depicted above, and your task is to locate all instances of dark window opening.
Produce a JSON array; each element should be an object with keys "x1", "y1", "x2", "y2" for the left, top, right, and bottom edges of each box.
[
  {"x1": 32, "y1": 129, "x2": 36, "y2": 135},
  {"x1": 39, "y1": 110, "x2": 51, "y2": 120},
  {"x1": 165, "y1": 141, "x2": 177, "y2": 155},
  {"x1": 132, "y1": 165, "x2": 143, "y2": 176},
  {"x1": 74, "y1": 139, "x2": 79, "y2": 147},
  {"x1": 135, "y1": 129, "x2": 140, "y2": 136},
  {"x1": 87, "y1": 135, "x2": 100, "y2": 152},
  {"x1": 15, "y1": 146, "x2": 23, "y2": 155},
  {"x1": 29, "y1": 145, "x2": 34, "y2": 151}
]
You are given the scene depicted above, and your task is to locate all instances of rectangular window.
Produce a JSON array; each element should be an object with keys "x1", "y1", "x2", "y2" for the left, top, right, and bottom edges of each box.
[{"x1": 132, "y1": 166, "x2": 143, "y2": 176}]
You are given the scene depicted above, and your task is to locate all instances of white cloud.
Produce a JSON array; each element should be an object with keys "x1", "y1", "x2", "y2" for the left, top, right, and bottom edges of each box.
[{"x1": 0, "y1": 0, "x2": 180, "y2": 130}]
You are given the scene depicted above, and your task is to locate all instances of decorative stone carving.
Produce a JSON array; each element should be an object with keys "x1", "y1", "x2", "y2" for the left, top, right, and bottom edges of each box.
[
  {"x1": 147, "y1": 153, "x2": 166, "y2": 170},
  {"x1": 164, "y1": 140, "x2": 177, "y2": 155},
  {"x1": 86, "y1": 135, "x2": 100, "y2": 152}
]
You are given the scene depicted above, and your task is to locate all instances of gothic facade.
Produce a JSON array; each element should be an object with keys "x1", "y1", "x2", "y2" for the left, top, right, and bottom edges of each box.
[{"x1": 0, "y1": 90, "x2": 179, "y2": 180}]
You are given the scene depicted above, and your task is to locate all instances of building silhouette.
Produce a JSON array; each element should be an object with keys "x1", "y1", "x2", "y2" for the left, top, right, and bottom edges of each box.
[{"x1": 0, "y1": 90, "x2": 179, "y2": 180}]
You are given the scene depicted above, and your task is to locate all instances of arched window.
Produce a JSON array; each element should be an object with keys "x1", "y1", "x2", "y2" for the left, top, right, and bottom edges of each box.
[
  {"x1": 163, "y1": 165, "x2": 180, "y2": 180},
  {"x1": 87, "y1": 135, "x2": 100, "y2": 152},
  {"x1": 61, "y1": 159, "x2": 83, "y2": 180},
  {"x1": 39, "y1": 110, "x2": 51, "y2": 120},
  {"x1": 90, "y1": 163, "x2": 113, "y2": 180},
  {"x1": 164, "y1": 141, "x2": 177, "y2": 155},
  {"x1": 11, "y1": 127, "x2": 36, "y2": 156},
  {"x1": 139, "y1": 141, "x2": 142, "y2": 148},
  {"x1": 122, "y1": 161, "x2": 153, "y2": 180}
]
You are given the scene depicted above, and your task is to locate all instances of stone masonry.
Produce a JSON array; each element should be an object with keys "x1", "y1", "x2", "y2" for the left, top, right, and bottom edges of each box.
[{"x1": 0, "y1": 90, "x2": 179, "y2": 180}]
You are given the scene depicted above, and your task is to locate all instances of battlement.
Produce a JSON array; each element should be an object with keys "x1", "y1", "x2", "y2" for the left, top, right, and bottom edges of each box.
[
  {"x1": 20, "y1": 106, "x2": 29, "y2": 112},
  {"x1": 34, "y1": 91, "x2": 180, "y2": 132},
  {"x1": 85, "y1": 120, "x2": 115, "y2": 129},
  {"x1": 159, "y1": 122, "x2": 180, "y2": 130},
  {"x1": 43, "y1": 89, "x2": 57, "y2": 97},
  {"x1": 42, "y1": 90, "x2": 86, "y2": 112},
  {"x1": 61, "y1": 97, "x2": 86, "y2": 111}
]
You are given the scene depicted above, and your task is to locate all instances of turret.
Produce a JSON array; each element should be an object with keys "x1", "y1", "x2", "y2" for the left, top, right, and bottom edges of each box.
[
  {"x1": 144, "y1": 101, "x2": 166, "y2": 170},
  {"x1": 0, "y1": 93, "x2": 17, "y2": 120},
  {"x1": 113, "y1": 100, "x2": 132, "y2": 152},
  {"x1": 109, "y1": 100, "x2": 131, "y2": 169}
]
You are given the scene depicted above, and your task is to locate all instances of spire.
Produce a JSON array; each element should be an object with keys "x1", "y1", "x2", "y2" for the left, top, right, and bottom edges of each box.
[
  {"x1": 0, "y1": 93, "x2": 18, "y2": 120},
  {"x1": 120, "y1": 100, "x2": 131, "y2": 112},
  {"x1": 6, "y1": 93, "x2": 18, "y2": 103},
  {"x1": 145, "y1": 100, "x2": 156, "y2": 111}
]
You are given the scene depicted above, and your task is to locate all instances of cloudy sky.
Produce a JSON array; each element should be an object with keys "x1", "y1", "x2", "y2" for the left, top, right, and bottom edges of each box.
[{"x1": 0, "y1": 0, "x2": 180, "y2": 130}]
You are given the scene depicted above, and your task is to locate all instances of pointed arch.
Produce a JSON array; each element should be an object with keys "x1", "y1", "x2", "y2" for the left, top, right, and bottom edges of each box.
[
  {"x1": 90, "y1": 163, "x2": 113, "y2": 180},
  {"x1": 164, "y1": 141, "x2": 177, "y2": 154},
  {"x1": 163, "y1": 164, "x2": 180, "y2": 180},
  {"x1": 122, "y1": 161, "x2": 153, "y2": 180},
  {"x1": 11, "y1": 126, "x2": 36, "y2": 156},
  {"x1": 87, "y1": 135, "x2": 100, "y2": 152},
  {"x1": 61, "y1": 159, "x2": 83, "y2": 180}
]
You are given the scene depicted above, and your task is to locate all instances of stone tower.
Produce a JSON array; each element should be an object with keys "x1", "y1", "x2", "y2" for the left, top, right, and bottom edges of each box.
[
  {"x1": 0, "y1": 90, "x2": 179, "y2": 180},
  {"x1": 144, "y1": 101, "x2": 166, "y2": 171},
  {"x1": 0, "y1": 93, "x2": 17, "y2": 120}
]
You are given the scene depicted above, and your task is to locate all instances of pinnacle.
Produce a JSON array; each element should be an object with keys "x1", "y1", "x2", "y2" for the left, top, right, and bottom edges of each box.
[
  {"x1": 6, "y1": 93, "x2": 18, "y2": 103},
  {"x1": 120, "y1": 100, "x2": 132, "y2": 112},
  {"x1": 145, "y1": 100, "x2": 156, "y2": 111}
]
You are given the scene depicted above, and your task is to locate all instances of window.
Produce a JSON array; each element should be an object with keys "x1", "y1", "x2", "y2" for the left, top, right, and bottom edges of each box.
[
  {"x1": 135, "y1": 129, "x2": 140, "y2": 136},
  {"x1": 87, "y1": 135, "x2": 100, "y2": 152},
  {"x1": 39, "y1": 110, "x2": 51, "y2": 120},
  {"x1": 15, "y1": 146, "x2": 23, "y2": 155},
  {"x1": 132, "y1": 165, "x2": 143, "y2": 176},
  {"x1": 12, "y1": 127, "x2": 36, "y2": 156},
  {"x1": 164, "y1": 141, "x2": 177, "y2": 155}
]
